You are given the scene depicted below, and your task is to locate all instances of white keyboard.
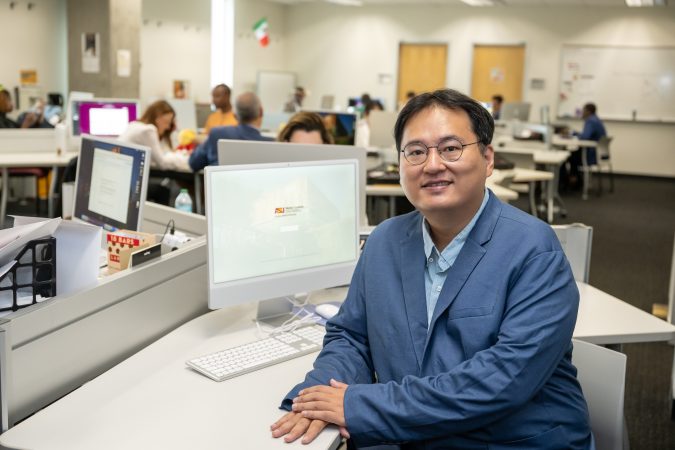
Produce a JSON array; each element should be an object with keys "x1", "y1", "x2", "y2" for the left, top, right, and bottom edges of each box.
[{"x1": 186, "y1": 325, "x2": 326, "y2": 382}]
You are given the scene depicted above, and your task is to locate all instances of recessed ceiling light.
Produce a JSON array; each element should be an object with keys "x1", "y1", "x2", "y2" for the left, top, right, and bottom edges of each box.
[
  {"x1": 461, "y1": 0, "x2": 496, "y2": 5},
  {"x1": 325, "y1": 0, "x2": 363, "y2": 6}
]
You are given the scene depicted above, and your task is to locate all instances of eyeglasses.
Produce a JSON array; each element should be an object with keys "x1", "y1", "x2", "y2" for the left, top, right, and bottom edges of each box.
[{"x1": 401, "y1": 138, "x2": 480, "y2": 165}]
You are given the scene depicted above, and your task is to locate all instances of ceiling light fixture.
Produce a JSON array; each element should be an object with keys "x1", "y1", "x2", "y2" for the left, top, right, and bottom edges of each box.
[
  {"x1": 461, "y1": 0, "x2": 497, "y2": 6},
  {"x1": 324, "y1": 0, "x2": 364, "y2": 6},
  {"x1": 626, "y1": 0, "x2": 667, "y2": 6}
]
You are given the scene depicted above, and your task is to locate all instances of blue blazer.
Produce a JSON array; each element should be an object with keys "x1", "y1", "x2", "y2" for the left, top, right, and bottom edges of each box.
[
  {"x1": 188, "y1": 124, "x2": 273, "y2": 171},
  {"x1": 283, "y1": 193, "x2": 592, "y2": 449},
  {"x1": 574, "y1": 114, "x2": 606, "y2": 165}
]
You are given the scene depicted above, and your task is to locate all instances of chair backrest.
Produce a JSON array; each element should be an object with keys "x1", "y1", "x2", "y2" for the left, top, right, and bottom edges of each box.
[
  {"x1": 597, "y1": 136, "x2": 612, "y2": 160},
  {"x1": 552, "y1": 223, "x2": 593, "y2": 282},
  {"x1": 496, "y1": 150, "x2": 536, "y2": 170},
  {"x1": 572, "y1": 339, "x2": 626, "y2": 450}
]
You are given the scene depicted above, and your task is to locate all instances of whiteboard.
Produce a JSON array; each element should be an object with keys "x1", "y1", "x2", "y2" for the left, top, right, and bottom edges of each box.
[
  {"x1": 558, "y1": 46, "x2": 675, "y2": 122},
  {"x1": 256, "y1": 71, "x2": 296, "y2": 114}
]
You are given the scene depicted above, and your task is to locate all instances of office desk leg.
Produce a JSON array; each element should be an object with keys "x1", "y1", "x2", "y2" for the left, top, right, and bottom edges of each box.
[
  {"x1": 48, "y1": 165, "x2": 58, "y2": 218},
  {"x1": 582, "y1": 149, "x2": 589, "y2": 201},
  {"x1": 194, "y1": 172, "x2": 203, "y2": 215},
  {"x1": 0, "y1": 168, "x2": 8, "y2": 226},
  {"x1": 389, "y1": 196, "x2": 396, "y2": 218},
  {"x1": 528, "y1": 182, "x2": 537, "y2": 218}
]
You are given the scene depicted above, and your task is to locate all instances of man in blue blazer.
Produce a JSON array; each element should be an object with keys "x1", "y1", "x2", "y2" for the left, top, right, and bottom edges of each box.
[
  {"x1": 188, "y1": 92, "x2": 273, "y2": 171},
  {"x1": 272, "y1": 89, "x2": 592, "y2": 449}
]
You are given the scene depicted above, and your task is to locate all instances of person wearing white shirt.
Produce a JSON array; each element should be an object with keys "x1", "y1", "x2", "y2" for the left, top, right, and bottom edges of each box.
[{"x1": 119, "y1": 100, "x2": 189, "y2": 171}]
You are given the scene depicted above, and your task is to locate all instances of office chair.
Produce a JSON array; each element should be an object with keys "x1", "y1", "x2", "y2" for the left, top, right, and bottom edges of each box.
[
  {"x1": 552, "y1": 223, "x2": 593, "y2": 283},
  {"x1": 595, "y1": 136, "x2": 614, "y2": 194},
  {"x1": 571, "y1": 339, "x2": 627, "y2": 450}
]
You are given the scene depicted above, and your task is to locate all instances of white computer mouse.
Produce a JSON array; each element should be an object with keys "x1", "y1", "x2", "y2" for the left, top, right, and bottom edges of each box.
[{"x1": 315, "y1": 303, "x2": 340, "y2": 320}]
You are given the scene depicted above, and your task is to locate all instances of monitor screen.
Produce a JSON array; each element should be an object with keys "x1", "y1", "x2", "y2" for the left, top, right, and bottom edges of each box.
[
  {"x1": 217, "y1": 140, "x2": 368, "y2": 227},
  {"x1": 74, "y1": 136, "x2": 150, "y2": 232},
  {"x1": 206, "y1": 160, "x2": 359, "y2": 309},
  {"x1": 501, "y1": 102, "x2": 531, "y2": 122},
  {"x1": 310, "y1": 111, "x2": 357, "y2": 145},
  {"x1": 78, "y1": 100, "x2": 139, "y2": 136}
]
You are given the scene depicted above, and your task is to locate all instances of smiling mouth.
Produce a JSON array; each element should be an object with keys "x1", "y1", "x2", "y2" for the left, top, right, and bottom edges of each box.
[{"x1": 422, "y1": 180, "x2": 452, "y2": 188}]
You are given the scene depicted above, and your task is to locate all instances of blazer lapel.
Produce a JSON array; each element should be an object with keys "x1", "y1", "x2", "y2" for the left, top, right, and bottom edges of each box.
[
  {"x1": 400, "y1": 216, "x2": 428, "y2": 371},
  {"x1": 425, "y1": 193, "x2": 502, "y2": 344}
]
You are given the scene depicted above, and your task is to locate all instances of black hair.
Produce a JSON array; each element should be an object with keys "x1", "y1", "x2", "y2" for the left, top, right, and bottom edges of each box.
[
  {"x1": 394, "y1": 88, "x2": 494, "y2": 155},
  {"x1": 214, "y1": 84, "x2": 231, "y2": 94},
  {"x1": 583, "y1": 103, "x2": 597, "y2": 115},
  {"x1": 492, "y1": 94, "x2": 504, "y2": 104}
]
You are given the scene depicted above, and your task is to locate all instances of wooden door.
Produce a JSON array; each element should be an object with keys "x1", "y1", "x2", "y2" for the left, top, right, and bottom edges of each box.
[
  {"x1": 471, "y1": 45, "x2": 525, "y2": 103},
  {"x1": 397, "y1": 43, "x2": 448, "y2": 108}
]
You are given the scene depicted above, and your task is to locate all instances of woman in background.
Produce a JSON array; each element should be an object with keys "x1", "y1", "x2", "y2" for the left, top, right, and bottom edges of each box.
[
  {"x1": 277, "y1": 111, "x2": 333, "y2": 145},
  {"x1": 119, "y1": 100, "x2": 189, "y2": 171}
]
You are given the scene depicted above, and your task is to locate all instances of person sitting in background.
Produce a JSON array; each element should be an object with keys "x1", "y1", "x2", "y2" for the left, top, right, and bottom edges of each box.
[
  {"x1": 355, "y1": 100, "x2": 384, "y2": 148},
  {"x1": 119, "y1": 100, "x2": 189, "y2": 171},
  {"x1": 189, "y1": 92, "x2": 273, "y2": 171},
  {"x1": 0, "y1": 89, "x2": 43, "y2": 128},
  {"x1": 16, "y1": 99, "x2": 54, "y2": 129},
  {"x1": 284, "y1": 86, "x2": 306, "y2": 113},
  {"x1": 491, "y1": 94, "x2": 504, "y2": 120},
  {"x1": 565, "y1": 102, "x2": 606, "y2": 189},
  {"x1": 277, "y1": 111, "x2": 333, "y2": 145},
  {"x1": 204, "y1": 84, "x2": 237, "y2": 134}
]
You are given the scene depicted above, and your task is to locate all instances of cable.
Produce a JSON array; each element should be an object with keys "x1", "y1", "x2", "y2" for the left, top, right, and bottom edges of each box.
[
  {"x1": 159, "y1": 219, "x2": 175, "y2": 244},
  {"x1": 254, "y1": 294, "x2": 322, "y2": 338}
]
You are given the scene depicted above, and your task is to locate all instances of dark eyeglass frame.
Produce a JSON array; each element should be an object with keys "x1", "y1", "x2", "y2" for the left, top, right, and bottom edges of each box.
[{"x1": 400, "y1": 139, "x2": 481, "y2": 165}]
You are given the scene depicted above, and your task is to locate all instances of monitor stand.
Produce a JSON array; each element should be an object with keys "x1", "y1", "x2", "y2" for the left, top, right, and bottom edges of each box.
[{"x1": 255, "y1": 296, "x2": 302, "y2": 328}]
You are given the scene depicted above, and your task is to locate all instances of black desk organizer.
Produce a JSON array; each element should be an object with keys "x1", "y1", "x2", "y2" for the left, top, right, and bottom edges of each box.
[{"x1": 0, "y1": 237, "x2": 57, "y2": 312}]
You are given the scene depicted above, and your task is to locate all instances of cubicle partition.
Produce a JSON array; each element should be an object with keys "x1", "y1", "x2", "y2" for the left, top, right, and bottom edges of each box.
[{"x1": 0, "y1": 208, "x2": 209, "y2": 430}]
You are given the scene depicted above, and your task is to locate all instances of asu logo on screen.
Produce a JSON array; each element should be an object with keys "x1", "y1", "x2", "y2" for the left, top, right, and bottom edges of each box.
[
  {"x1": 274, "y1": 206, "x2": 304, "y2": 217},
  {"x1": 274, "y1": 207, "x2": 285, "y2": 215}
]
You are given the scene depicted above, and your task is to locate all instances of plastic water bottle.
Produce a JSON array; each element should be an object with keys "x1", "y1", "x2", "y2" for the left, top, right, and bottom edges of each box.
[{"x1": 174, "y1": 189, "x2": 193, "y2": 213}]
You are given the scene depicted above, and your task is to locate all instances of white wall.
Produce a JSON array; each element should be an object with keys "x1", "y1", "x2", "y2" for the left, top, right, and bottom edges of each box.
[
  {"x1": 281, "y1": 4, "x2": 675, "y2": 177},
  {"x1": 0, "y1": 0, "x2": 67, "y2": 113},
  {"x1": 232, "y1": 0, "x2": 287, "y2": 96},
  {"x1": 140, "y1": 0, "x2": 211, "y2": 105}
]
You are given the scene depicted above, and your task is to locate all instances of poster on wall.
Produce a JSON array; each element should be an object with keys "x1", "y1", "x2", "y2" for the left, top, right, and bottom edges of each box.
[
  {"x1": 81, "y1": 32, "x2": 100, "y2": 73},
  {"x1": 173, "y1": 80, "x2": 190, "y2": 99},
  {"x1": 116, "y1": 50, "x2": 131, "y2": 77},
  {"x1": 20, "y1": 70, "x2": 38, "y2": 86}
]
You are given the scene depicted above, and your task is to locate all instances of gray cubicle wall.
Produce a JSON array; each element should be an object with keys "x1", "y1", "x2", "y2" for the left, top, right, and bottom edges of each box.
[{"x1": 0, "y1": 237, "x2": 208, "y2": 430}]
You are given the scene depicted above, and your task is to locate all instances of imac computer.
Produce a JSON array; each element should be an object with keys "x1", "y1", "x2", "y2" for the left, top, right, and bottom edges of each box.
[
  {"x1": 217, "y1": 140, "x2": 368, "y2": 227},
  {"x1": 205, "y1": 160, "x2": 360, "y2": 314},
  {"x1": 73, "y1": 136, "x2": 150, "y2": 232},
  {"x1": 307, "y1": 111, "x2": 357, "y2": 145},
  {"x1": 500, "y1": 102, "x2": 531, "y2": 122},
  {"x1": 77, "y1": 99, "x2": 140, "y2": 137}
]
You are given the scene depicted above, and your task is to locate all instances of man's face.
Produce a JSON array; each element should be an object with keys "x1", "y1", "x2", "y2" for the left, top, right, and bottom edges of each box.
[
  {"x1": 399, "y1": 106, "x2": 493, "y2": 217},
  {"x1": 212, "y1": 87, "x2": 230, "y2": 110}
]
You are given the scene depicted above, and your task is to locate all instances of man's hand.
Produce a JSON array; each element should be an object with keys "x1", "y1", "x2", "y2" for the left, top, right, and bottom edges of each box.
[
  {"x1": 291, "y1": 379, "x2": 350, "y2": 438},
  {"x1": 270, "y1": 410, "x2": 328, "y2": 444}
]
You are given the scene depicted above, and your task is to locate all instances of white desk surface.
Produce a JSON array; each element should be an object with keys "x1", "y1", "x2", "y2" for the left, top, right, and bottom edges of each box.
[
  {"x1": 492, "y1": 168, "x2": 554, "y2": 184},
  {"x1": 0, "y1": 293, "x2": 344, "y2": 450},
  {"x1": 366, "y1": 182, "x2": 519, "y2": 202},
  {"x1": 496, "y1": 146, "x2": 570, "y2": 166},
  {"x1": 0, "y1": 151, "x2": 73, "y2": 167},
  {"x1": 552, "y1": 136, "x2": 598, "y2": 149},
  {"x1": 2, "y1": 283, "x2": 672, "y2": 449},
  {"x1": 575, "y1": 282, "x2": 675, "y2": 345}
]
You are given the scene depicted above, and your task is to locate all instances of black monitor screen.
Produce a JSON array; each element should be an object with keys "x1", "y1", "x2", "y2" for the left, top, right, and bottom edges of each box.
[
  {"x1": 314, "y1": 111, "x2": 357, "y2": 146},
  {"x1": 74, "y1": 137, "x2": 149, "y2": 232}
]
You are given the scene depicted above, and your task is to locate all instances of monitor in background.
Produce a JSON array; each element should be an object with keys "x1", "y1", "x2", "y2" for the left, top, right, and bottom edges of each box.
[
  {"x1": 500, "y1": 102, "x2": 531, "y2": 122},
  {"x1": 73, "y1": 136, "x2": 150, "y2": 232},
  {"x1": 308, "y1": 110, "x2": 357, "y2": 145},
  {"x1": 195, "y1": 103, "x2": 213, "y2": 130},
  {"x1": 66, "y1": 92, "x2": 94, "y2": 139},
  {"x1": 368, "y1": 110, "x2": 398, "y2": 148},
  {"x1": 320, "y1": 95, "x2": 335, "y2": 110},
  {"x1": 167, "y1": 98, "x2": 197, "y2": 131},
  {"x1": 205, "y1": 160, "x2": 359, "y2": 313},
  {"x1": 78, "y1": 99, "x2": 139, "y2": 137},
  {"x1": 217, "y1": 140, "x2": 368, "y2": 227},
  {"x1": 260, "y1": 111, "x2": 291, "y2": 134}
]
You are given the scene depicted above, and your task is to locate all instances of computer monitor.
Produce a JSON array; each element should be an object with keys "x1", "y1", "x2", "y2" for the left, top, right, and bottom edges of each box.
[
  {"x1": 73, "y1": 136, "x2": 150, "y2": 232},
  {"x1": 307, "y1": 110, "x2": 357, "y2": 145},
  {"x1": 77, "y1": 99, "x2": 140, "y2": 137},
  {"x1": 167, "y1": 98, "x2": 197, "y2": 131},
  {"x1": 205, "y1": 160, "x2": 359, "y2": 311},
  {"x1": 217, "y1": 140, "x2": 368, "y2": 227},
  {"x1": 368, "y1": 110, "x2": 398, "y2": 148},
  {"x1": 260, "y1": 112, "x2": 292, "y2": 134},
  {"x1": 500, "y1": 102, "x2": 531, "y2": 122}
]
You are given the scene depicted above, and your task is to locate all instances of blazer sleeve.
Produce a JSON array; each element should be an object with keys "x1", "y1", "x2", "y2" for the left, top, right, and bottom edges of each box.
[
  {"x1": 344, "y1": 249, "x2": 580, "y2": 447},
  {"x1": 280, "y1": 251, "x2": 376, "y2": 410}
]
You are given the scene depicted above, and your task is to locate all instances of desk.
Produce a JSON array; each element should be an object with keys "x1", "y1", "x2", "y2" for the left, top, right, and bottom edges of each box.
[
  {"x1": 0, "y1": 296, "x2": 342, "y2": 450},
  {"x1": 1, "y1": 282, "x2": 672, "y2": 449},
  {"x1": 0, "y1": 152, "x2": 73, "y2": 224},
  {"x1": 366, "y1": 183, "x2": 518, "y2": 219},
  {"x1": 496, "y1": 147, "x2": 570, "y2": 223},
  {"x1": 491, "y1": 168, "x2": 554, "y2": 220}
]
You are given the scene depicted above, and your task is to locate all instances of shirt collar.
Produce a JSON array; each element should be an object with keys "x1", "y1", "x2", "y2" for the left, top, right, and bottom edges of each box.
[{"x1": 422, "y1": 188, "x2": 490, "y2": 261}]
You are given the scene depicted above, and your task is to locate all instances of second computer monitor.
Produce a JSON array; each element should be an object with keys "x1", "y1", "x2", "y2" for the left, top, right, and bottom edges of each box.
[
  {"x1": 500, "y1": 102, "x2": 531, "y2": 122},
  {"x1": 217, "y1": 140, "x2": 368, "y2": 227},
  {"x1": 73, "y1": 136, "x2": 150, "y2": 232},
  {"x1": 205, "y1": 160, "x2": 359, "y2": 310},
  {"x1": 309, "y1": 111, "x2": 357, "y2": 145},
  {"x1": 77, "y1": 99, "x2": 139, "y2": 137}
]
